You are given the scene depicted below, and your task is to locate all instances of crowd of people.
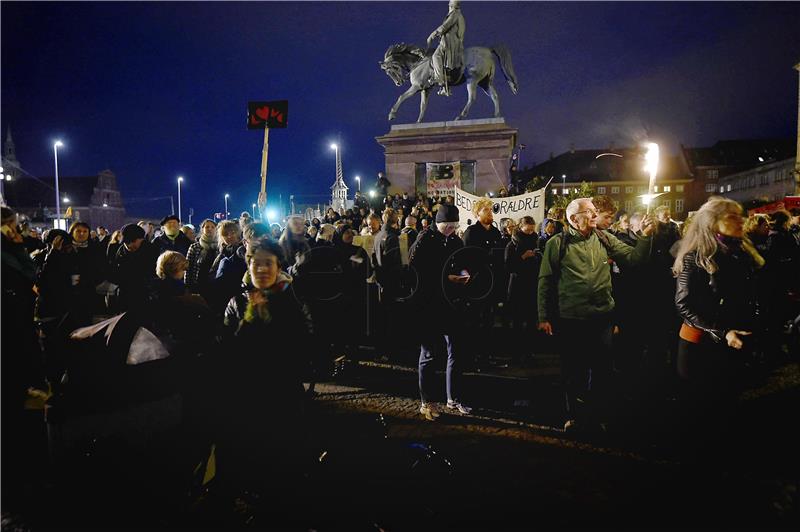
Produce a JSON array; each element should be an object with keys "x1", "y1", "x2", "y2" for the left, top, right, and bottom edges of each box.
[{"x1": 2, "y1": 189, "x2": 800, "y2": 497}]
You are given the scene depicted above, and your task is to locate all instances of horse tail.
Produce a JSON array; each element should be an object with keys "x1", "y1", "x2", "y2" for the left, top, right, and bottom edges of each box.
[{"x1": 491, "y1": 45, "x2": 519, "y2": 95}]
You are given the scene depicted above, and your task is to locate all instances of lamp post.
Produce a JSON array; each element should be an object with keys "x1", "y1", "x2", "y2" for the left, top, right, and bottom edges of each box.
[
  {"x1": 561, "y1": 174, "x2": 566, "y2": 195},
  {"x1": 177, "y1": 176, "x2": 184, "y2": 222},
  {"x1": 252, "y1": 203, "x2": 257, "y2": 218},
  {"x1": 224, "y1": 193, "x2": 230, "y2": 219},
  {"x1": 355, "y1": 175, "x2": 361, "y2": 192},
  {"x1": 54, "y1": 140, "x2": 64, "y2": 227}
]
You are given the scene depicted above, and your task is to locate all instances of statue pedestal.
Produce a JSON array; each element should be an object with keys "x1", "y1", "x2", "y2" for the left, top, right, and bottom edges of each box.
[{"x1": 375, "y1": 117, "x2": 518, "y2": 197}]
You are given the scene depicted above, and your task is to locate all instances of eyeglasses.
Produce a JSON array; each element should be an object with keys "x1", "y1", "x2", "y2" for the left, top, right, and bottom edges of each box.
[{"x1": 574, "y1": 209, "x2": 598, "y2": 217}]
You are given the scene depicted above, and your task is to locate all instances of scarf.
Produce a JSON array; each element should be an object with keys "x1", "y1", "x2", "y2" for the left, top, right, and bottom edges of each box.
[
  {"x1": 242, "y1": 273, "x2": 293, "y2": 324},
  {"x1": 199, "y1": 233, "x2": 217, "y2": 250},
  {"x1": 73, "y1": 240, "x2": 89, "y2": 249}
]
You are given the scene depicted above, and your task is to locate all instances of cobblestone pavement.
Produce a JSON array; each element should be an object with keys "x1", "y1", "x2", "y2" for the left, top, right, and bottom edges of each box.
[
  {"x1": 302, "y1": 357, "x2": 800, "y2": 528},
  {"x1": 3, "y1": 356, "x2": 798, "y2": 530}
]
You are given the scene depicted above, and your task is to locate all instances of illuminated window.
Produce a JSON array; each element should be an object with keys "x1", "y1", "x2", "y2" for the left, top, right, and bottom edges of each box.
[
  {"x1": 676, "y1": 184, "x2": 684, "y2": 192},
  {"x1": 726, "y1": 184, "x2": 732, "y2": 192},
  {"x1": 706, "y1": 183, "x2": 717, "y2": 192},
  {"x1": 719, "y1": 186, "x2": 724, "y2": 193},
  {"x1": 625, "y1": 186, "x2": 633, "y2": 193},
  {"x1": 707, "y1": 169, "x2": 719, "y2": 179},
  {"x1": 663, "y1": 185, "x2": 671, "y2": 192},
  {"x1": 597, "y1": 186, "x2": 606, "y2": 194},
  {"x1": 611, "y1": 186, "x2": 619, "y2": 194},
  {"x1": 653, "y1": 186, "x2": 659, "y2": 192}
]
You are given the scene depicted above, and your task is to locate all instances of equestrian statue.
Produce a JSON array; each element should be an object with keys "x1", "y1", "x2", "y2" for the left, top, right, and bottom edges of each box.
[{"x1": 379, "y1": 0, "x2": 519, "y2": 123}]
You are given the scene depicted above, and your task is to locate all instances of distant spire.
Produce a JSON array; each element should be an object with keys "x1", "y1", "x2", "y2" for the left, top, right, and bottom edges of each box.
[{"x1": 3, "y1": 126, "x2": 19, "y2": 167}]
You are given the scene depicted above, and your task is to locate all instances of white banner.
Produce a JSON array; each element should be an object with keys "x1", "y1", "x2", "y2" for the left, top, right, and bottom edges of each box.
[{"x1": 453, "y1": 186, "x2": 546, "y2": 232}]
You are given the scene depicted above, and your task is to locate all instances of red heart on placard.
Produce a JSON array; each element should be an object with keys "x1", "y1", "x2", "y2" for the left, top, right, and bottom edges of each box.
[{"x1": 255, "y1": 106, "x2": 270, "y2": 120}]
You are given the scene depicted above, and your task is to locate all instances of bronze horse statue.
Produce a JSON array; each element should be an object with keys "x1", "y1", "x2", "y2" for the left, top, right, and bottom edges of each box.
[{"x1": 380, "y1": 43, "x2": 519, "y2": 123}]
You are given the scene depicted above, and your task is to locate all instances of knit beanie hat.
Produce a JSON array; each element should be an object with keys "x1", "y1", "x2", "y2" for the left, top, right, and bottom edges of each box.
[
  {"x1": 121, "y1": 223, "x2": 146, "y2": 244},
  {"x1": 435, "y1": 204, "x2": 459, "y2": 223}
]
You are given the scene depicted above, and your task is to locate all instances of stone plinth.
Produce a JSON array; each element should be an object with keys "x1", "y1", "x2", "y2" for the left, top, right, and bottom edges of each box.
[{"x1": 375, "y1": 117, "x2": 518, "y2": 197}]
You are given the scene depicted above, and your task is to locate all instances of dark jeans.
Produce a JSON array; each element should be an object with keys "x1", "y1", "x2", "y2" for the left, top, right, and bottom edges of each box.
[
  {"x1": 557, "y1": 315, "x2": 614, "y2": 424},
  {"x1": 418, "y1": 333, "x2": 460, "y2": 404}
]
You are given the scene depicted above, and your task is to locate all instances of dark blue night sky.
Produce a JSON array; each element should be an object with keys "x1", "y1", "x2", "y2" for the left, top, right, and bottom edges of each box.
[{"x1": 2, "y1": 1, "x2": 799, "y2": 220}]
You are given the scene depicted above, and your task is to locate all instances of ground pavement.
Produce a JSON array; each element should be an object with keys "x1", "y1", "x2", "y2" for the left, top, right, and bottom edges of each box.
[{"x1": 2, "y1": 353, "x2": 798, "y2": 530}]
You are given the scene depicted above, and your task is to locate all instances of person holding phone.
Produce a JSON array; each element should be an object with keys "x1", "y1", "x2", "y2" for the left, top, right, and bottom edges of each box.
[{"x1": 408, "y1": 204, "x2": 472, "y2": 420}]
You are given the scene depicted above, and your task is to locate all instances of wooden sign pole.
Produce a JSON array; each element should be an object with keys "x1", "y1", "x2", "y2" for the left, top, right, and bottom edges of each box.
[{"x1": 257, "y1": 126, "x2": 269, "y2": 219}]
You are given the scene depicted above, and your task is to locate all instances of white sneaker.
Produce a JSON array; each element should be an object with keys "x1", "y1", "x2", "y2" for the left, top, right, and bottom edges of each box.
[
  {"x1": 419, "y1": 403, "x2": 440, "y2": 421},
  {"x1": 446, "y1": 400, "x2": 472, "y2": 414}
]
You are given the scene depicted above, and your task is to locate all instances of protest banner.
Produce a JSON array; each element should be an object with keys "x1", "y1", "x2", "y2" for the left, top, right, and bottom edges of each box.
[{"x1": 453, "y1": 186, "x2": 546, "y2": 232}]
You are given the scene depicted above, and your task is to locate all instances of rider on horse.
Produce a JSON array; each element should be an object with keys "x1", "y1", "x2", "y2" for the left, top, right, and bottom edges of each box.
[{"x1": 427, "y1": 0, "x2": 465, "y2": 97}]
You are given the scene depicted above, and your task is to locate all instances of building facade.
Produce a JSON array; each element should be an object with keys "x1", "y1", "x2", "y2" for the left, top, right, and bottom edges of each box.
[
  {"x1": 521, "y1": 146, "x2": 694, "y2": 219},
  {"x1": 718, "y1": 157, "x2": 797, "y2": 205},
  {"x1": 680, "y1": 138, "x2": 795, "y2": 211},
  {"x1": 5, "y1": 169, "x2": 127, "y2": 230}
]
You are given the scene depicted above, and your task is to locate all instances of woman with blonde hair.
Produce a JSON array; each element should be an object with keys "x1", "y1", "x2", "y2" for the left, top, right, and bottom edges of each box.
[{"x1": 673, "y1": 197, "x2": 763, "y2": 448}]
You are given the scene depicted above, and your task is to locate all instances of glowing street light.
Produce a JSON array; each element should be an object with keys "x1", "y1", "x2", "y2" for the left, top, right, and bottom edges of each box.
[
  {"x1": 177, "y1": 176, "x2": 184, "y2": 222},
  {"x1": 224, "y1": 193, "x2": 230, "y2": 219},
  {"x1": 63, "y1": 196, "x2": 70, "y2": 203},
  {"x1": 368, "y1": 189, "x2": 376, "y2": 198},
  {"x1": 54, "y1": 140, "x2": 64, "y2": 224},
  {"x1": 252, "y1": 203, "x2": 257, "y2": 217},
  {"x1": 355, "y1": 175, "x2": 361, "y2": 192}
]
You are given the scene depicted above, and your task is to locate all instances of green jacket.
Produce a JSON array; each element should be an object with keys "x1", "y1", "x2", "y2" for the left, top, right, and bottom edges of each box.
[{"x1": 537, "y1": 227, "x2": 652, "y2": 321}]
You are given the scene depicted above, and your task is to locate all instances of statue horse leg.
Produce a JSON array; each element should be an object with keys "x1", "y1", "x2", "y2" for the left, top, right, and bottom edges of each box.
[
  {"x1": 455, "y1": 78, "x2": 478, "y2": 121},
  {"x1": 479, "y1": 78, "x2": 501, "y2": 118},
  {"x1": 417, "y1": 88, "x2": 431, "y2": 123},
  {"x1": 389, "y1": 84, "x2": 422, "y2": 121}
]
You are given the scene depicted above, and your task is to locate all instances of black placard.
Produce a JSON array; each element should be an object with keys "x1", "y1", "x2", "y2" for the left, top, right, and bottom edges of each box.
[{"x1": 247, "y1": 100, "x2": 289, "y2": 129}]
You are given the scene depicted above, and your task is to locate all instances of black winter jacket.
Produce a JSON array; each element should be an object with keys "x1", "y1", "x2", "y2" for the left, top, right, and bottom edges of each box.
[
  {"x1": 223, "y1": 281, "x2": 314, "y2": 389},
  {"x1": 153, "y1": 231, "x2": 193, "y2": 257},
  {"x1": 675, "y1": 248, "x2": 760, "y2": 343},
  {"x1": 504, "y1": 230, "x2": 541, "y2": 309}
]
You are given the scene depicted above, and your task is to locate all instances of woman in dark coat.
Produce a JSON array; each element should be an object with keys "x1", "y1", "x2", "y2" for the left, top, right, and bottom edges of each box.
[
  {"x1": 673, "y1": 197, "x2": 764, "y2": 451},
  {"x1": 504, "y1": 216, "x2": 541, "y2": 363},
  {"x1": 218, "y1": 240, "x2": 313, "y2": 497}
]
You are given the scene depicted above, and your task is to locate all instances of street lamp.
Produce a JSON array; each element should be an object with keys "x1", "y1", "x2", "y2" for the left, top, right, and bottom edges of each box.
[
  {"x1": 252, "y1": 203, "x2": 257, "y2": 217},
  {"x1": 177, "y1": 176, "x2": 184, "y2": 222},
  {"x1": 54, "y1": 140, "x2": 64, "y2": 226},
  {"x1": 561, "y1": 174, "x2": 566, "y2": 195},
  {"x1": 355, "y1": 175, "x2": 361, "y2": 192},
  {"x1": 224, "y1": 193, "x2": 230, "y2": 219}
]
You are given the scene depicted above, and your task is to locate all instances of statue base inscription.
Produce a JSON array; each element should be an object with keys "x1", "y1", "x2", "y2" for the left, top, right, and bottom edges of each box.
[{"x1": 375, "y1": 117, "x2": 518, "y2": 198}]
